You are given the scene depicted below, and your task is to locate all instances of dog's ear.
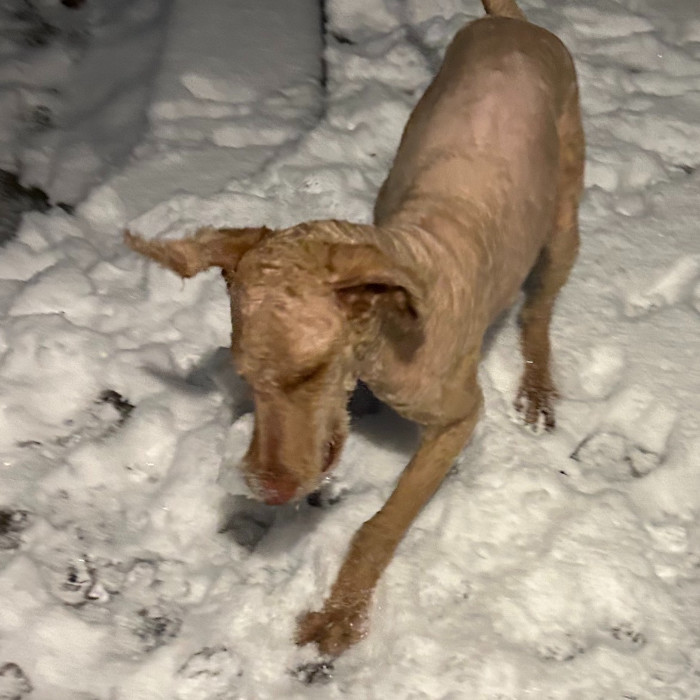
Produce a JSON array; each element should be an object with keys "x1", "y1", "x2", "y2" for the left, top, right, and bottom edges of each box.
[
  {"x1": 124, "y1": 226, "x2": 270, "y2": 278},
  {"x1": 328, "y1": 243, "x2": 425, "y2": 359}
]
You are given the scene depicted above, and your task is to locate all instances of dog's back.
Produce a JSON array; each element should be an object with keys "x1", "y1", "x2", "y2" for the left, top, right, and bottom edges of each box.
[{"x1": 374, "y1": 6, "x2": 580, "y2": 324}]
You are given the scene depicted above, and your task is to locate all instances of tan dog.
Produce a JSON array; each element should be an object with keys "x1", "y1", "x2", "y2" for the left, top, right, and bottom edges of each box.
[{"x1": 126, "y1": 0, "x2": 583, "y2": 657}]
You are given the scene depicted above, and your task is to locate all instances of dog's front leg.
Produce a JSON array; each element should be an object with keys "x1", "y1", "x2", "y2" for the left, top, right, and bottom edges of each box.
[{"x1": 296, "y1": 388, "x2": 482, "y2": 657}]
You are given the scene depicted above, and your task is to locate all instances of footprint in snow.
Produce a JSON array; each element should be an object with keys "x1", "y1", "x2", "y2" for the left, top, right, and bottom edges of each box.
[
  {"x1": 292, "y1": 660, "x2": 334, "y2": 685},
  {"x1": 571, "y1": 431, "x2": 661, "y2": 480},
  {"x1": 624, "y1": 254, "x2": 700, "y2": 318},
  {"x1": 571, "y1": 385, "x2": 676, "y2": 480},
  {"x1": 112, "y1": 602, "x2": 183, "y2": 656},
  {"x1": 175, "y1": 646, "x2": 243, "y2": 700},
  {"x1": 17, "y1": 389, "x2": 135, "y2": 450},
  {"x1": 536, "y1": 633, "x2": 586, "y2": 662},
  {"x1": 0, "y1": 663, "x2": 32, "y2": 700},
  {"x1": 218, "y1": 494, "x2": 276, "y2": 551},
  {"x1": 573, "y1": 343, "x2": 626, "y2": 401},
  {"x1": 610, "y1": 622, "x2": 647, "y2": 650},
  {"x1": 0, "y1": 509, "x2": 32, "y2": 551},
  {"x1": 219, "y1": 479, "x2": 347, "y2": 552}
]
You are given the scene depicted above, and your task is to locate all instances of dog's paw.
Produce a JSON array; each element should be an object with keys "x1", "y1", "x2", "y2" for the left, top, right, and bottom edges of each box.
[
  {"x1": 295, "y1": 603, "x2": 368, "y2": 657},
  {"x1": 514, "y1": 385, "x2": 556, "y2": 433}
]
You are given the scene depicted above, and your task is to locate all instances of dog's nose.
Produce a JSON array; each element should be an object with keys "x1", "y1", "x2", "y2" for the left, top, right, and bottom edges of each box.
[{"x1": 257, "y1": 473, "x2": 299, "y2": 505}]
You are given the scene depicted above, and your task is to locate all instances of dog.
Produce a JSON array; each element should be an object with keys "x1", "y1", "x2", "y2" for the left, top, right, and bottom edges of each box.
[{"x1": 125, "y1": 0, "x2": 584, "y2": 657}]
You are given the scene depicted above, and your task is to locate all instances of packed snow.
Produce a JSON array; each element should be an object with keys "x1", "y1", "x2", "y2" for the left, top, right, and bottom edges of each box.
[{"x1": 1, "y1": 0, "x2": 700, "y2": 697}]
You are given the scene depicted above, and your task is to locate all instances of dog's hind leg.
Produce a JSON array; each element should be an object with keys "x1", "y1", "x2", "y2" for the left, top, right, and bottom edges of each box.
[{"x1": 515, "y1": 90, "x2": 584, "y2": 431}]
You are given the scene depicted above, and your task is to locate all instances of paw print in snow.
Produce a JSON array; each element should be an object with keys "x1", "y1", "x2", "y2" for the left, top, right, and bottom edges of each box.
[
  {"x1": 128, "y1": 605, "x2": 183, "y2": 654},
  {"x1": 292, "y1": 660, "x2": 334, "y2": 685},
  {"x1": 574, "y1": 343, "x2": 625, "y2": 401},
  {"x1": 38, "y1": 544, "x2": 118, "y2": 606},
  {"x1": 122, "y1": 558, "x2": 190, "y2": 604},
  {"x1": 571, "y1": 431, "x2": 659, "y2": 480},
  {"x1": 54, "y1": 389, "x2": 135, "y2": 447},
  {"x1": 624, "y1": 254, "x2": 700, "y2": 317},
  {"x1": 571, "y1": 385, "x2": 676, "y2": 479},
  {"x1": 111, "y1": 597, "x2": 183, "y2": 656},
  {"x1": 536, "y1": 633, "x2": 586, "y2": 662},
  {"x1": 218, "y1": 495, "x2": 275, "y2": 551},
  {"x1": 0, "y1": 510, "x2": 32, "y2": 551},
  {"x1": 175, "y1": 646, "x2": 243, "y2": 700},
  {"x1": 610, "y1": 622, "x2": 646, "y2": 650},
  {"x1": 42, "y1": 555, "x2": 96, "y2": 606},
  {"x1": 0, "y1": 663, "x2": 32, "y2": 700}
]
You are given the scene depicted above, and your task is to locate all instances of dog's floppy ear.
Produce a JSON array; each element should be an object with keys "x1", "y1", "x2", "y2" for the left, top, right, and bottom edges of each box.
[
  {"x1": 327, "y1": 243, "x2": 425, "y2": 358},
  {"x1": 124, "y1": 226, "x2": 270, "y2": 278}
]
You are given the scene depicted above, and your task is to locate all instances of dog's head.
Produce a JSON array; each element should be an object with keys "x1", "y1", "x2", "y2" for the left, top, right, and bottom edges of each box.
[{"x1": 125, "y1": 223, "x2": 422, "y2": 504}]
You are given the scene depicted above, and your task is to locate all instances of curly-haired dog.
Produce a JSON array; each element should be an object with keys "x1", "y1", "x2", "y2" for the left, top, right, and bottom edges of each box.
[{"x1": 126, "y1": 0, "x2": 584, "y2": 656}]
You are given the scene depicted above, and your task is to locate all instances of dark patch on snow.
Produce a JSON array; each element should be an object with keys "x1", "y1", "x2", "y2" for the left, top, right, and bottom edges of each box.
[
  {"x1": 58, "y1": 389, "x2": 135, "y2": 446},
  {"x1": 133, "y1": 606, "x2": 183, "y2": 652},
  {"x1": 220, "y1": 510, "x2": 273, "y2": 550},
  {"x1": 16, "y1": 440, "x2": 42, "y2": 448},
  {"x1": 11, "y1": 0, "x2": 90, "y2": 46},
  {"x1": 98, "y1": 389, "x2": 135, "y2": 427},
  {"x1": 218, "y1": 496, "x2": 275, "y2": 551},
  {"x1": 0, "y1": 662, "x2": 33, "y2": 700},
  {"x1": 60, "y1": 561, "x2": 93, "y2": 604},
  {"x1": 12, "y1": 3, "x2": 59, "y2": 48},
  {"x1": 43, "y1": 554, "x2": 107, "y2": 607},
  {"x1": 330, "y1": 32, "x2": 355, "y2": 45},
  {"x1": 0, "y1": 170, "x2": 51, "y2": 246},
  {"x1": 538, "y1": 634, "x2": 586, "y2": 662},
  {"x1": 0, "y1": 168, "x2": 76, "y2": 247},
  {"x1": 293, "y1": 660, "x2": 334, "y2": 685},
  {"x1": 0, "y1": 510, "x2": 32, "y2": 551},
  {"x1": 611, "y1": 622, "x2": 646, "y2": 649},
  {"x1": 319, "y1": 0, "x2": 329, "y2": 91},
  {"x1": 29, "y1": 104, "x2": 53, "y2": 132},
  {"x1": 16, "y1": 389, "x2": 134, "y2": 449}
]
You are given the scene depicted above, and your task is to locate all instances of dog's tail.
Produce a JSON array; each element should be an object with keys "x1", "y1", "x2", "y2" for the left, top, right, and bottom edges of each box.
[{"x1": 482, "y1": 0, "x2": 526, "y2": 21}]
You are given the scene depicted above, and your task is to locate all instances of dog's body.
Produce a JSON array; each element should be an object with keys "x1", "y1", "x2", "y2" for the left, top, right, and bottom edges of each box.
[{"x1": 126, "y1": 0, "x2": 583, "y2": 656}]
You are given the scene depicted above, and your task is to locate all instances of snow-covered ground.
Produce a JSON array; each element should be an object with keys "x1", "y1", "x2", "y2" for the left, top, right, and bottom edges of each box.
[{"x1": 1, "y1": 0, "x2": 700, "y2": 697}]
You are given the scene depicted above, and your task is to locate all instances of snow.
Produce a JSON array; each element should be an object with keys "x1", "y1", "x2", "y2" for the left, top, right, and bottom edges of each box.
[{"x1": 1, "y1": 0, "x2": 700, "y2": 697}]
